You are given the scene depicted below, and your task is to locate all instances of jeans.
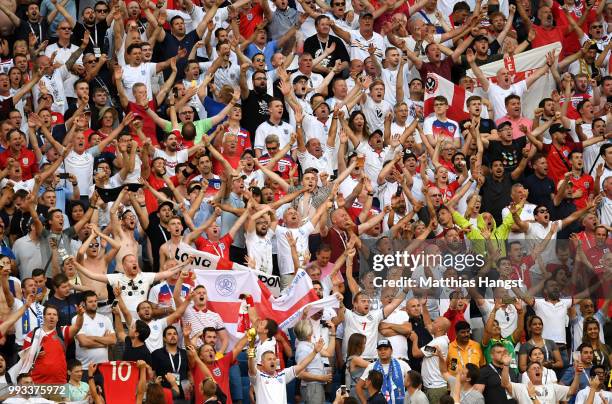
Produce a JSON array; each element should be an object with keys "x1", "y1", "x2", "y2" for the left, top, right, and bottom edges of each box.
[{"x1": 229, "y1": 363, "x2": 243, "y2": 402}]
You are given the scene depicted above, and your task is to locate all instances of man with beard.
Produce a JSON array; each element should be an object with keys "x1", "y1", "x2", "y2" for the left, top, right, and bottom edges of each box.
[
  {"x1": 151, "y1": 131, "x2": 203, "y2": 177},
  {"x1": 584, "y1": 225, "x2": 612, "y2": 276},
  {"x1": 109, "y1": 189, "x2": 142, "y2": 273},
  {"x1": 141, "y1": 156, "x2": 169, "y2": 212},
  {"x1": 562, "y1": 73, "x2": 596, "y2": 120},
  {"x1": 523, "y1": 153, "x2": 556, "y2": 210},
  {"x1": 480, "y1": 157, "x2": 529, "y2": 225},
  {"x1": 151, "y1": 326, "x2": 190, "y2": 402},
  {"x1": 0, "y1": 1, "x2": 49, "y2": 43},
  {"x1": 245, "y1": 205, "x2": 277, "y2": 275},
  {"x1": 303, "y1": 15, "x2": 350, "y2": 76},
  {"x1": 60, "y1": 5, "x2": 111, "y2": 55},
  {"x1": 240, "y1": 69, "x2": 272, "y2": 139},
  {"x1": 76, "y1": 226, "x2": 121, "y2": 316},
  {"x1": 467, "y1": 49, "x2": 553, "y2": 120}
]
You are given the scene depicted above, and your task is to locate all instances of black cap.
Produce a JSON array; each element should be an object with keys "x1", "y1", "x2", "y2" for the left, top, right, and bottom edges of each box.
[
  {"x1": 549, "y1": 123, "x2": 570, "y2": 135},
  {"x1": 361, "y1": 12, "x2": 374, "y2": 18},
  {"x1": 157, "y1": 200, "x2": 174, "y2": 212},
  {"x1": 473, "y1": 35, "x2": 489, "y2": 43},
  {"x1": 293, "y1": 75, "x2": 309, "y2": 84},
  {"x1": 497, "y1": 121, "x2": 512, "y2": 130}
]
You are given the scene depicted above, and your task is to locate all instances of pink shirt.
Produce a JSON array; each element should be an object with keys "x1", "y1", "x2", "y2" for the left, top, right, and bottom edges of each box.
[{"x1": 496, "y1": 115, "x2": 533, "y2": 140}]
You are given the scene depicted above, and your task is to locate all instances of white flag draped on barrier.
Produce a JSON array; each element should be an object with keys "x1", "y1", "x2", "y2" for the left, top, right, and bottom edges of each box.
[
  {"x1": 173, "y1": 242, "x2": 281, "y2": 296},
  {"x1": 467, "y1": 42, "x2": 562, "y2": 119}
]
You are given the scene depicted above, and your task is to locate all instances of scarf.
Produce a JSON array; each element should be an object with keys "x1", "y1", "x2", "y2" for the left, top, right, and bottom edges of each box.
[
  {"x1": 8, "y1": 327, "x2": 45, "y2": 381},
  {"x1": 373, "y1": 359, "x2": 405, "y2": 403},
  {"x1": 21, "y1": 302, "x2": 43, "y2": 335}
]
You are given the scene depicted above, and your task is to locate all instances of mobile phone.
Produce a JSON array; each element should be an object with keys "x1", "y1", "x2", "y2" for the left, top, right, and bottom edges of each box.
[
  {"x1": 424, "y1": 346, "x2": 437, "y2": 354},
  {"x1": 36, "y1": 287, "x2": 43, "y2": 294},
  {"x1": 502, "y1": 296, "x2": 516, "y2": 305},
  {"x1": 450, "y1": 358, "x2": 458, "y2": 371},
  {"x1": 58, "y1": 173, "x2": 70, "y2": 179},
  {"x1": 356, "y1": 155, "x2": 365, "y2": 168},
  {"x1": 111, "y1": 301, "x2": 119, "y2": 308},
  {"x1": 395, "y1": 186, "x2": 403, "y2": 197},
  {"x1": 340, "y1": 385, "x2": 346, "y2": 395},
  {"x1": 320, "y1": 320, "x2": 329, "y2": 328}
]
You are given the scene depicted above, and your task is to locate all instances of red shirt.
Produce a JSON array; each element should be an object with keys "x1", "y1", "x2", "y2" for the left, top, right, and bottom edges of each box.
[
  {"x1": 128, "y1": 100, "x2": 159, "y2": 146},
  {"x1": 585, "y1": 243, "x2": 612, "y2": 274},
  {"x1": 193, "y1": 352, "x2": 235, "y2": 404},
  {"x1": 543, "y1": 142, "x2": 583, "y2": 185},
  {"x1": 239, "y1": 4, "x2": 264, "y2": 38},
  {"x1": 561, "y1": 93, "x2": 590, "y2": 120},
  {"x1": 144, "y1": 174, "x2": 167, "y2": 213},
  {"x1": 98, "y1": 361, "x2": 140, "y2": 404},
  {"x1": 510, "y1": 256, "x2": 534, "y2": 288},
  {"x1": 212, "y1": 151, "x2": 241, "y2": 175},
  {"x1": 0, "y1": 147, "x2": 38, "y2": 180},
  {"x1": 258, "y1": 154, "x2": 298, "y2": 180},
  {"x1": 568, "y1": 173, "x2": 594, "y2": 209},
  {"x1": 443, "y1": 307, "x2": 467, "y2": 342},
  {"x1": 195, "y1": 233, "x2": 234, "y2": 269},
  {"x1": 531, "y1": 25, "x2": 566, "y2": 50},
  {"x1": 347, "y1": 200, "x2": 380, "y2": 223},
  {"x1": 23, "y1": 326, "x2": 71, "y2": 384},
  {"x1": 323, "y1": 228, "x2": 357, "y2": 273}
]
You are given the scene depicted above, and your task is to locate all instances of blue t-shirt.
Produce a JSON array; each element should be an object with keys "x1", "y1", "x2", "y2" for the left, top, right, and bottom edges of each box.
[{"x1": 245, "y1": 40, "x2": 279, "y2": 71}]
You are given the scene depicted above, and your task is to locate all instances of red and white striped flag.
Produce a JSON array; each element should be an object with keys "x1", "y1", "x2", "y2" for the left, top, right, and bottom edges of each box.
[
  {"x1": 467, "y1": 42, "x2": 561, "y2": 119},
  {"x1": 194, "y1": 269, "x2": 319, "y2": 340},
  {"x1": 424, "y1": 73, "x2": 472, "y2": 122}
]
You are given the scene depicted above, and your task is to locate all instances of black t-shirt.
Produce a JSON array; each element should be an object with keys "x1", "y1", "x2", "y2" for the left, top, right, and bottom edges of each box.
[
  {"x1": 407, "y1": 315, "x2": 433, "y2": 372},
  {"x1": 123, "y1": 336, "x2": 152, "y2": 364},
  {"x1": 14, "y1": 19, "x2": 50, "y2": 43},
  {"x1": 46, "y1": 292, "x2": 82, "y2": 327},
  {"x1": 480, "y1": 173, "x2": 514, "y2": 225},
  {"x1": 523, "y1": 174, "x2": 555, "y2": 210},
  {"x1": 144, "y1": 215, "x2": 171, "y2": 273},
  {"x1": 476, "y1": 364, "x2": 519, "y2": 404},
  {"x1": 303, "y1": 34, "x2": 350, "y2": 70},
  {"x1": 485, "y1": 137, "x2": 527, "y2": 172},
  {"x1": 460, "y1": 118, "x2": 496, "y2": 135},
  {"x1": 240, "y1": 90, "x2": 272, "y2": 142},
  {"x1": 72, "y1": 21, "x2": 109, "y2": 55},
  {"x1": 151, "y1": 347, "x2": 189, "y2": 393},
  {"x1": 367, "y1": 392, "x2": 388, "y2": 404}
]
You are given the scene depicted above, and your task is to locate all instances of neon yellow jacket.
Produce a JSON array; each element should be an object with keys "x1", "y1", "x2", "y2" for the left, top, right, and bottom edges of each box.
[{"x1": 451, "y1": 210, "x2": 516, "y2": 256}]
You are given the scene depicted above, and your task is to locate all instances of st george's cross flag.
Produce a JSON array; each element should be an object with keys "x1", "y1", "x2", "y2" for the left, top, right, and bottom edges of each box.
[{"x1": 424, "y1": 73, "x2": 473, "y2": 122}]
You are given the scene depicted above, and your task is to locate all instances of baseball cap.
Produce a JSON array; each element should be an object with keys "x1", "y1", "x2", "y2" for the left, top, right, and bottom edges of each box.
[
  {"x1": 157, "y1": 200, "x2": 174, "y2": 212},
  {"x1": 293, "y1": 75, "x2": 309, "y2": 85},
  {"x1": 549, "y1": 123, "x2": 570, "y2": 135},
  {"x1": 361, "y1": 12, "x2": 374, "y2": 19},
  {"x1": 377, "y1": 339, "x2": 392, "y2": 349},
  {"x1": 473, "y1": 35, "x2": 489, "y2": 43},
  {"x1": 497, "y1": 121, "x2": 512, "y2": 130}
]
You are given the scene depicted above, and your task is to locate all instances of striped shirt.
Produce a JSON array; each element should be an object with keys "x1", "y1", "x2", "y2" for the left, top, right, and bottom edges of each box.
[{"x1": 182, "y1": 304, "x2": 225, "y2": 347}]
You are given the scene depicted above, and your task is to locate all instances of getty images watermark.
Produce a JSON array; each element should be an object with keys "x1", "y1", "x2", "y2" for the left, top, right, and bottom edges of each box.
[{"x1": 371, "y1": 250, "x2": 525, "y2": 290}]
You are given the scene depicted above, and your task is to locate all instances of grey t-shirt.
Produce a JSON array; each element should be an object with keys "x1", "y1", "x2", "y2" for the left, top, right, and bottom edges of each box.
[{"x1": 447, "y1": 376, "x2": 485, "y2": 404}]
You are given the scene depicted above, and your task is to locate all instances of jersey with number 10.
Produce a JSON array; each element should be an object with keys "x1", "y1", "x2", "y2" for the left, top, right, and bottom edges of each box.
[
  {"x1": 342, "y1": 309, "x2": 384, "y2": 360},
  {"x1": 98, "y1": 361, "x2": 139, "y2": 404}
]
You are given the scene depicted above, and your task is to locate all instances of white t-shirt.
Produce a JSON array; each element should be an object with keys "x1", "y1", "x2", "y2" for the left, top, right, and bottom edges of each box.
[
  {"x1": 65, "y1": 146, "x2": 100, "y2": 197},
  {"x1": 526, "y1": 220, "x2": 563, "y2": 264},
  {"x1": 362, "y1": 95, "x2": 393, "y2": 133},
  {"x1": 520, "y1": 368, "x2": 557, "y2": 384},
  {"x1": 121, "y1": 62, "x2": 157, "y2": 101},
  {"x1": 575, "y1": 387, "x2": 612, "y2": 404},
  {"x1": 348, "y1": 30, "x2": 384, "y2": 62},
  {"x1": 13, "y1": 300, "x2": 44, "y2": 346},
  {"x1": 297, "y1": 146, "x2": 335, "y2": 178},
  {"x1": 380, "y1": 309, "x2": 410, "y2": 359},
  {"x1": 106, "y1": 272, "x2": 157, "y2": 318},
  {"x1": 510, "y1": 381, "x2": 570, "y2": 404},
  {"x1": 502, "y1": 203, "x2": 536, "y2": 240},
  {"x1": 74, "y1": 312, "x2": 113, "y2": 368},
  {"x1": 275, "y1": 222, "x2": 315, "y2": 275},
  {"x1": 142, "y1": 317, "x2": 168, "y2": 352},
  {"x1": 153, "y1": 148, "x2": 189, "y2": 177},
  {"x1": 245, "y1": 229, "x2": 274, "y2": 275},
  {"x1": 250, "y1": 367, "x2": 296, "y2": 404},
  {"x1": 381, "y1": 64, "x2": 410, "y2": 106},
  {"x1": 342, "y1": 309, "x2": 385, "y2": 359},
  {"x1": 420, "y1": 335, "x2": 450, "y2": 388},
  {"x1": 254, "y1": 121, "x2": 296, "y2": 152},
  {"x1": 533, "y1": 299, "x2": 573, "y2": 344},
  {"x1": 487, "y1": 81, "x2": 528, "y2": 120}
]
